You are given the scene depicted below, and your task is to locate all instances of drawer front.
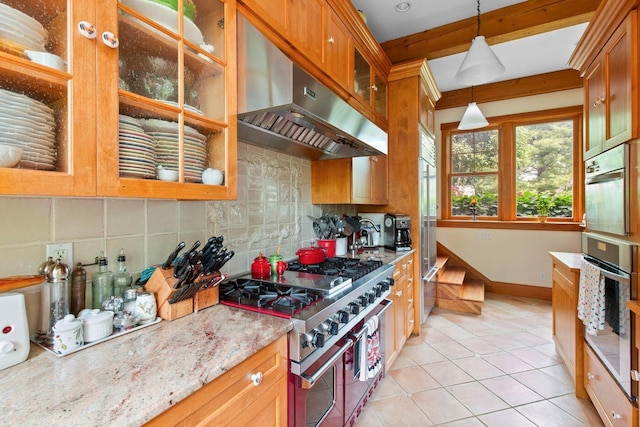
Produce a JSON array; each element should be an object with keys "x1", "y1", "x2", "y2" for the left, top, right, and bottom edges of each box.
[{"x1": 584, "y1": 345, "x2": 635, "y2": 427}]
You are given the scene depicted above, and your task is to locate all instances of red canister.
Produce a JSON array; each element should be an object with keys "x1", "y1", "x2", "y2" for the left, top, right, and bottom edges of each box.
[
  {"x1": 296, "y1": 246, "x2": 327, "y2": 264},
  {"x1": 251, "y1": 253, "x2": 271, "y2": 278}
]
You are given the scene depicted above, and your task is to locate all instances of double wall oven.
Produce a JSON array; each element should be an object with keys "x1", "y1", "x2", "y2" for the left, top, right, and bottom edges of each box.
[
  {"x1": 219, "y1": 257, "x2": 394, "y2": 426},
  {"x1": 583, "y1": 143, "x2": 637, "y2": 401}
]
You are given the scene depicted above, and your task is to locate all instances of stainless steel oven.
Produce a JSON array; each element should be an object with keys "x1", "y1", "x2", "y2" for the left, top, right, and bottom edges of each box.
[
  {"x1": 582, "y1": 232, "x2": 637, "y2": 400},
  {"x1": 584, "y1": 144, "x2": 629, "y2": 236}
]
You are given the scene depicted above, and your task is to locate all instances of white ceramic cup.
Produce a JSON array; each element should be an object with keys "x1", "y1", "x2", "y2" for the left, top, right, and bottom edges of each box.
[
  {"x1": 335, "y1": 237, "x2": 347, "y2": 256},
  {"x1": 52, "y1": 314, "x2": 83, "y2": 354},
  {"x1": 24, "y1": 51, "x2": 66, "y2": 71}
]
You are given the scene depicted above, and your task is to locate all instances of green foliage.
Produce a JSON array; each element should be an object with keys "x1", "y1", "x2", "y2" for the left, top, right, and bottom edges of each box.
[{"x1": 452, "y1": 191, "x2": 572, "y2": 218}]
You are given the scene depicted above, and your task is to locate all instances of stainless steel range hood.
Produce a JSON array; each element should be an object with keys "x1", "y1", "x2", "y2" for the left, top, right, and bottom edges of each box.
[{"x1": 237, "y1": 15, "x2": 388, "y2": 160}]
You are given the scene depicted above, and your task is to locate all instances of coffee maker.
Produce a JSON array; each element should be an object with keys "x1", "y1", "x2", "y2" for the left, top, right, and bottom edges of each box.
[{"x1": 384, "y1": 214, "x2": 411, "y2": 251}]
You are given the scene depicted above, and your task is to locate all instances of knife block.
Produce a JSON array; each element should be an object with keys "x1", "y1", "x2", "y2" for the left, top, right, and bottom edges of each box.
[{"x1": 144, "y1": 267, "x2": 194, "y2": 321}]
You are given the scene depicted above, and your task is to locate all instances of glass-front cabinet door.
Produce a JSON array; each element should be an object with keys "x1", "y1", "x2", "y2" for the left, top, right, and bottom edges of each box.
[
  {"x1": 96, "y1": 0, "x2": 236, "y2": 200},
  {"x1": 353, "y1": 47, "x2": 370, "y2": 106},
  {"x1": 0, "y1": 0, "x2": 97, "y2": 196}
]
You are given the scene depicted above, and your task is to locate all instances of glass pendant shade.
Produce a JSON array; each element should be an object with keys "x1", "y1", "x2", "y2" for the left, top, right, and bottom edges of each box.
[
  {"x1": 455, "y1": 35, "x2": 505, "y2": 86},
  {"x1": 458, "y1": 102, "x2": 488, "y2": 130}
]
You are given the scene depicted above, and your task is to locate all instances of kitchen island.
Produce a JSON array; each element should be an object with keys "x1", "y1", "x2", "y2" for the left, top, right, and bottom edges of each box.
[{"x1": 1, "y1": 304, "x2": 292, "y2": 426}]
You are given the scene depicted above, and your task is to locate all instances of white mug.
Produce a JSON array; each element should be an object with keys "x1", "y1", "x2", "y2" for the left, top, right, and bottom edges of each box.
[{"x1": 135, "y1": 292, "x2": 157, "y2": 324}]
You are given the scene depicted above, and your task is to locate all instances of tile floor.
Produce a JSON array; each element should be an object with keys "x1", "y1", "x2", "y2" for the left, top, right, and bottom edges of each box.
[{"x1": 355, "y1": 293, "x2": 605, "y2": 427}]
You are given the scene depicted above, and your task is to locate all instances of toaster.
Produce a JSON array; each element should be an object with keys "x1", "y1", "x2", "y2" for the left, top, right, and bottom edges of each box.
[{"x1": 0, "y1": 293, "x2": 30, "y2": 370}]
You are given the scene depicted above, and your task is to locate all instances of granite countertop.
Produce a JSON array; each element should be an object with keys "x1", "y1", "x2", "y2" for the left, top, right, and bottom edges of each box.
[
  {"x1": 346, "y1": 247, "x2": 415, "y2": 265},
  {"x1": 549, "y1": 251, "x2": 582, "y2": 271},
  {"x1": 1, "y1": 304, "x2": 292, "y2": 426}
]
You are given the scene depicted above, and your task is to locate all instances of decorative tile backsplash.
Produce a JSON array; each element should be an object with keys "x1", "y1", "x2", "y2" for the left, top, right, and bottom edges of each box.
[{"x1": 0, "y1": 142, "x2": 355, "y2": 332}]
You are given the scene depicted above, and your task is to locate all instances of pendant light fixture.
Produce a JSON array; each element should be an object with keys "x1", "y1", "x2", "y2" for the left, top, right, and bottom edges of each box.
[
  {"x1": 458, "y1": 86, "x2": 488, "y2": 130},
  {"x1": 455, "y1": 0, "x2": 505, "y2": 86}
]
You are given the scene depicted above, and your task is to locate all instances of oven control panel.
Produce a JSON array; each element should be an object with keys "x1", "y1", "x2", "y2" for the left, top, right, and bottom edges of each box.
[{"x1": 290, "y1": 271, "x2": 393, "y2": 376}]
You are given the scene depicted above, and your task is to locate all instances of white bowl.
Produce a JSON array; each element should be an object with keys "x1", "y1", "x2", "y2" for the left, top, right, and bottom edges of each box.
[
  {"x1": 202, "y1": 168, "x2": 223, "y2": 185},
  {"x1": 158, "y1": 168, "x2": 179, "y2": 181},
  {"x1": 24, "y1": 50, "x2": 66, "y2": 71},
  {"x1": 0, "y1": 144, "x2": 23, "y2": 168},
  {"x1": 78, "y1": 309, "x2": 114, "y2": 342}
]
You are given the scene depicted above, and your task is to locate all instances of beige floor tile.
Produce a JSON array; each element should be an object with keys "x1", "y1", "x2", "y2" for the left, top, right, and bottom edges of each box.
[
  {"x1": 434, "y1": 325, "x2": 476, "y2": 340},
  {"x1": 478, "y1": 408, "x2": 537, "y2": 427},
  {"x1": 411, "y1": 388, "x2": 473, "y2": 425},
  {"x1": 453, "y1": 356, "x2": 505, "y2": 380},
  {"x1": 482, "y1": 332, "x2": 530, "y2": 351},
  {"x1": 429, "y1": 341, "x2": 475, "y2": 360},
  {"x1": 353, "y1": 404, "x2": 384, "y2": 427},
  {"x1": 516, "y1": 400, "x2": 590, "y2": 426},
  {"x1": 436, "y1": 417, "x2": 485, "y2": 427},
  {"x1": 402, "y1": 343, "x2": 447, "y2": 365},
  {"x1": 447, "y1": 381, "x2": 509, "y2": 415},
  {"x1": 527, "y1": 325, "x2": 555, "y2": 341},
  {"x1": 511, "y1": 370, "x2": 575, "y2": 398},
  {"x1": 389, "y1": 365, "x2": 441, "y2": 393},
  {"x1": 532, "y1": 342, "x2": 560, "y2": 358},
  {"x1": 422, "y1": 360, "x2": 474, "y2": 387},
  {"x1": 370, "y1": 375, "x2": 405, "y2": 401},
  {"x1": 480, "y1": 375, "x2": 544, "y2": 406},
  {"x1": 454, "y1": 336, "x2": 502, "y2": 355},
  {"x1": 509, "y1": 347, "x2": 560, "y2": 369},
  {"x1": 548, "y1": 395, "x2": 605, "y2": 426},
  {"x1": 389, "y1": 352, "x2": 418, "y2": 370},
  {"x1": 370, "y1": 395, "x2": 434, "y2": 427},
  {"x1": 420, "y1": 327, "x2": 453, "y2": 344},
  {"x1": 482, "y1": 351, "x2": 534, "y2": 374},
  {"x1": 508, "y1": 331, "x2": 554, "y2": 347},
  {"x1": 540, "y1": 364, "x2": 573, "y2": 387}
]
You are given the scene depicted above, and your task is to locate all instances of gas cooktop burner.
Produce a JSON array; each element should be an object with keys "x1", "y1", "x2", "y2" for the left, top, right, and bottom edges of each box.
[
  {"x1": 219, "y1": 280, "x2": 322, "y2": 316},
  {"x1": 287, "y1": 257, "x2": 383, "y2": 281}
]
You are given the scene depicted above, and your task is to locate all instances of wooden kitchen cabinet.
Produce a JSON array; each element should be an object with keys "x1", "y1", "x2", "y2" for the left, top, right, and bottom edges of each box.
[
  {"x1": 311, "y1": 155, "x2": 387, "y2": 205},
  {"x1": 0, "y1": 0, "x2": 97, "y2": 196},
  {"x1": 96, "y1": 0, "x2": 237, "y2": 199},
  {"x1": 146, "y1": 334, "x2": 288, "y2": 426},
  {"x1": 325, "y1": 4, "x2": 352, "y2": 91},
  {"x1": 385, "y1": 253, "x2": 414, "y2": 371},
  {"x1": 584, "y1": 344, "x2": 638, "y2": 427},
  {"x1": 550, "y1": 252, "x2": 586, "y2": 398},
  {"x1": 0, "y1": 0, "x2": 237, "y2": 200},
  {"x1": 353, "y1": 46, "x2": 387, "y2": 120},
  {"x1": 571, "y1": 7, "x2": 637, "y2": 160}
]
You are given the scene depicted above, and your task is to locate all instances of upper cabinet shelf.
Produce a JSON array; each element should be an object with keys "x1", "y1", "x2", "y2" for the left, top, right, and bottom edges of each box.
[{"x1": 0, "y1": 0, "x2": 237, "y2": 200}]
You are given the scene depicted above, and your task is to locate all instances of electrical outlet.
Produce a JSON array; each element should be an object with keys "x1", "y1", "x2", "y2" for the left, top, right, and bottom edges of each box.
[
  {"x1": 46, "y1": 243, "x2": 73, "y2": 266},
  {"x1": 475, "y1": 231, "x2": 491, "y2": 240},
  {"x1": 539, "y1": 272, "x2": 546, "y2": 281}
]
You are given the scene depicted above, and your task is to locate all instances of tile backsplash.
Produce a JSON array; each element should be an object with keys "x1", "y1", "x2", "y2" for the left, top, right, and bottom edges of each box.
[{"x1": 2, "y1": 142, "x2": 355, "y2": 333}]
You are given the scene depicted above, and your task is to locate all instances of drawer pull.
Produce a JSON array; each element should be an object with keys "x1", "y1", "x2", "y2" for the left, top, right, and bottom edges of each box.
[
  {"x1": 396, "y1": 291, "x2": 402, "y2": 297},
  {"x1": 250, "y1": 372, "x2": 263, "y2": 386},
  {"x1": 611, "y1": 411, "x2": 622, "y2": 419},
  {"x1": 328, "y1": 36, "x2": 335, "y2": 44},
  {"x1": 587, "y1": 372, "x2": 596, "y2": 380},
  {"x1": 78, "y1": 21, "x2": 97, "y2": 39}
]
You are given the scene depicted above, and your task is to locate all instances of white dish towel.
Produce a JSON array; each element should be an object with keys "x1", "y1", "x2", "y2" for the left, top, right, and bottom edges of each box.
[
  {"x1": 577, "y1": 257, "x2": 605, "y2": 335},
  {"x1": 358, "y1": 314, "x2": 382, "y2": 381}
]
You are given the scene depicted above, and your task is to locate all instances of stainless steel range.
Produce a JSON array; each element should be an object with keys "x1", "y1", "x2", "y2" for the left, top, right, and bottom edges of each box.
[{"x1": 219, "y1": 257, "x2": 394, "y2": 426}]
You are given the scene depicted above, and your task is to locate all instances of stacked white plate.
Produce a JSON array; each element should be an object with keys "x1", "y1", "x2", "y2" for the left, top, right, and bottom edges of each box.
[
  {"x1": 139, "y1": 118, "x2": 207, "y2": 183},
  {"x1": 121, "y1": 0, "x2": 204, "y2": 45},
  {"x1": 0, "y1": 3, "x2": 47, "y2": 52},
  {"x1": 0, "y1": 88, "x2": 57, "y2": 170},
  {"x1": 118, "y1": 115, "x2": 157, "y2": 178}
]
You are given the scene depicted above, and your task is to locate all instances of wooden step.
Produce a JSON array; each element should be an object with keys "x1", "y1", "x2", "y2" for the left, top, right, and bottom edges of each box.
[
  {"x1": 461, "y1": 279, "x2": 485, "y2": 303},
  {"x1": 435, "y1": 256, "x2": 448, "y2": 269},
  {"x1": 436, "y1": 298, "x2": 482, "y2": 315},
  {"x1": 436, "y1": 266, "x2": 466, "y2": 286}
]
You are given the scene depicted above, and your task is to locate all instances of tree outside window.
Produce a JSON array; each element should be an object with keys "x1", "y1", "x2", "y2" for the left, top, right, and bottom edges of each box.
[{"x1": 441, "y1": 106, "x2": 582, "y2": 223}]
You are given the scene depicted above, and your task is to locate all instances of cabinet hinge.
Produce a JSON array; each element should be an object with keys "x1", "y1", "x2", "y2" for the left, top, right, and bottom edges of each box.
[{"x1": 630, "y1": 370, "x2": 640, "y2": 381}]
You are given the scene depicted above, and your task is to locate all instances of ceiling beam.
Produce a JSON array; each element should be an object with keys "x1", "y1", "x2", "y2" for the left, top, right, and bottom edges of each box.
[
  {"x1": 382, "y1": 0, "x2": 601, "y2": 64},
  {"x1": 436, "y1": 69, "x2": 583, "y2": 110}
]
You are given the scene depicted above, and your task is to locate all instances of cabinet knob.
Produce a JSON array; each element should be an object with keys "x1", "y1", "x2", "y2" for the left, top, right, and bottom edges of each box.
[
  {"x1": 396, "y1": 290, "x2": 402, "y2": 297},
  {"x1": 593, "y1": 96, "x2": 605, "y2": 107},
  {"x1": 371, "y1": 156, "x2": 378, "y2": 162},
  {"x1": 587, "y1": 372, "x2": 596, "y2": 380},
  {"x1": 102, "y1": 31, "x2": 119, "y2": 48},
  {"x1": 611, "y1": 411, "x2": 622, "y2": 419},
  {"x1": 250, "y1": 372, "x2": 263, "y2": 386},
  {"x1": 78, "y1": 21, "x2": 97, "y2": 39},
  {"x1": 371, "y1": 85, "x2": 378, "y2": 92},
  {"x1": 328, "y1": 36, "x2": 335, "y2": 44}
]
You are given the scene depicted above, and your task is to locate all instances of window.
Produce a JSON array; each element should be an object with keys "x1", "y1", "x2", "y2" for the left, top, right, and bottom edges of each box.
[{"x1": 441, "y1": 107, "x2": 583, "y2": 223}]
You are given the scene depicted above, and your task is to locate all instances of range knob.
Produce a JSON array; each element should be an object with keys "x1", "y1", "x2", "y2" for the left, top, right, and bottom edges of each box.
[
  {"x1": 329, "y1": 321, "x2": 339, "y2": 335},
  {"x1": 312, "y1": 330, "x2": 325, "y2": 348},
  {"x1": 367, "y1": 292, "x2": 376, "y2": 304},
  {"x1": 374, "y1": 285, "x2": 382, "y2": 297},
  {"x1": 337, "y1": 310, "x2": 349, "y2": 323},
  {"x1": 349, "y1": 302, "x2": 360, "y2": 315},
  {"x1": 381, "y1": 280, "x2": 390, "y2": 291},
  {"x1": 358, "y1": 295, "x2": 368, "y2": 308}
]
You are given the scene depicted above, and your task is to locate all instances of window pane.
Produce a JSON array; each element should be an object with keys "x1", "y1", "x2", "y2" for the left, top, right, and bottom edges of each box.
[
  {"x1": 451, "y1": 130, "x2": 498, "y2": 173},
  {"x1": 451, "y1": 175, "x2": 498, "y2": 217},
  {"x1": 515, "y1": 121, "x2": 573, "y2": 218}
]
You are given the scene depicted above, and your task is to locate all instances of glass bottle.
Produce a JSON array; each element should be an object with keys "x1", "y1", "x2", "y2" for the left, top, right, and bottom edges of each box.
[
  {"x1": 91, "y1": 251, "x2": 114, "y2": 309},
  {"x1": 113, "y1": 248, "x2": 133, "y2": 298}
]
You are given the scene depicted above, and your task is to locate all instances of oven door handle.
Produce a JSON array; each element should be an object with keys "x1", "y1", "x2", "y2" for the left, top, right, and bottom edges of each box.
[
  {"x1": 586, "y1": 169, "x2": 624, "y2": 185},
  {"x1": 348, "y1": 299, "x2": 394, "y2": 342},
  {"x1": 599, "y1": 268, "x2": 631, "y2": 285},
  {"x1": 299, "y1": 340, "x2": 353, "y2": 390}
]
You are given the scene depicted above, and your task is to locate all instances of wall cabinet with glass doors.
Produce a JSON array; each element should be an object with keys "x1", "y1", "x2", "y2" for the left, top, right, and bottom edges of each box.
[
  {"x1": 0, "y1": 0, "x2": 237, "y2": 200},
  {"x1": 353, "y1": 45, "x2": 387, "y2": 120}
]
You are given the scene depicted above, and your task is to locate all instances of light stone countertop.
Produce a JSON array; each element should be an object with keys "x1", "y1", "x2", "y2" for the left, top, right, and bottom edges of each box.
[
  {"x1": 2, "y1": 249, "x2": 410, "y2": 425},
  {"x1": 1, "y1": 304, "x2": 292, "y2": 426}
]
